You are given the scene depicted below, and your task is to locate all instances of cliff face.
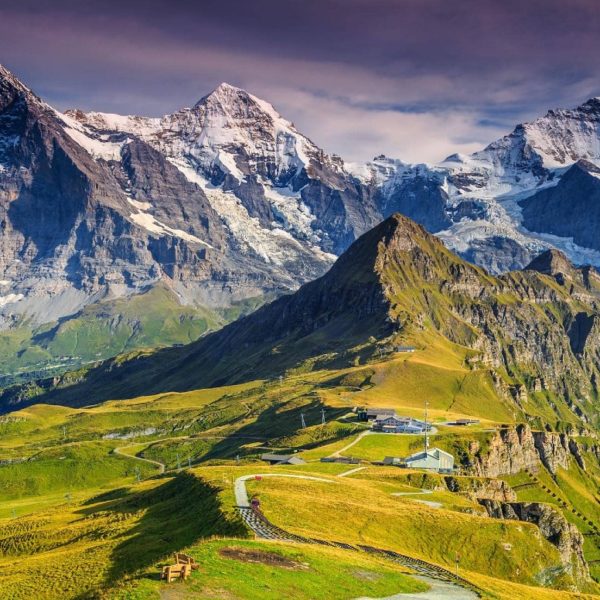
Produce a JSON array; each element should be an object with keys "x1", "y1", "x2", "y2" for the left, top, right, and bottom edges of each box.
[
  {"x1": 479, "y1": 500, "x2": 590, "y2": 584},
  {"x1": 443, "y1": 475, "x2": 517, "y2": 502},
  {"x1": 520, "y1": 160, "x2": 600, "y2": 251},
  {"x1": 468, "y1": 425, "x2": 583, "y2": 477}
]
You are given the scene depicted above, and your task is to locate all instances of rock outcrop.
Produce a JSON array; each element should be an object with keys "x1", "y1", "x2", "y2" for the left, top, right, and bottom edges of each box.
[
  {"x1": 467, "y1": 425, "x2": 586, "y2": 477},
  {"x1": 479, "y1": 500, "x2": 590, "y2": 584},
  {"x1": 469, "y1": 425, "x2": 540, "y2": 477},
  {"x1": 444, "y1": 476, "x2": 517, "y2": 502}
]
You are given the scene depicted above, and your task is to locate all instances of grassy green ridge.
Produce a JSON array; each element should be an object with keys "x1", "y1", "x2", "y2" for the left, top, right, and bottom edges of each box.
[
  {"x1": 0, "y1": 284, "x2": 266, "y2": 388},
  {"x1": 3, "y1": 214, "x2": 599, "y2": 439}
]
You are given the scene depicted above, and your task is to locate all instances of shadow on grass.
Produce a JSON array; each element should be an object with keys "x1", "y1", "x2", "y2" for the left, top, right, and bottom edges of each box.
[
  {"x1": 82, "y1": 486, "x2": 132, "y2": 505},
  {"x1": 200, "y1": 399, "x2": 349, "y2": 461},
  {"x1": 75, "y1": 472, "x2": 246, "y2": 598}
]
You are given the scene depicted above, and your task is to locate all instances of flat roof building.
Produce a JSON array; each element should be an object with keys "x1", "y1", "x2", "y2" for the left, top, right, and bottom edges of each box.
[{"x1": 372, "y1": 414, "x2": 430, "y2": 434}]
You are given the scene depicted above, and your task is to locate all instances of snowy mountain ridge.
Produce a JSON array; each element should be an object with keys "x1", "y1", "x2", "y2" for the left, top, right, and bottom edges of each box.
[
  {"x1": 2, "y1": 62, "x2": 600, "y2": 332},
  {"x1": 366, "y1": 96, "x2": 600, "y2": 272}
]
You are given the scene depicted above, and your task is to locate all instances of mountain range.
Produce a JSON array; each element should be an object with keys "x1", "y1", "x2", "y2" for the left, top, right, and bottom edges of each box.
[
  {"x1": 1, "y1": 64, "x2": 600, "y2": 381},
  {"x1": 4, "y1": 213, "x2": 600, "y2": 442}
]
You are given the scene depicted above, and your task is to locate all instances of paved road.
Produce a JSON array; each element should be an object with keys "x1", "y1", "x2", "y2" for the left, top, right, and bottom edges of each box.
[
  {"x1": 390, "y1": 489, "x2": 433, "y2": 497},
  {"x1": 391, "y1": 488, "x2": 443, "y2": 509},
  {"x1": 234, "y1": 473, "x2": 481, "y2": 598},
  {"x1": 354, "y1": 575, "x2": 478, "y2": 599},
  {"x1": 234, "y1": 473, "x2": 336, "y2": 507}
]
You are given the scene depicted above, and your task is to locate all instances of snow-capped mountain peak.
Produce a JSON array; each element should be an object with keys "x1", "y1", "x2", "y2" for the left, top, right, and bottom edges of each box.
[{"x1": 363, "y1": 95, "x2": 600, "y2": 273}]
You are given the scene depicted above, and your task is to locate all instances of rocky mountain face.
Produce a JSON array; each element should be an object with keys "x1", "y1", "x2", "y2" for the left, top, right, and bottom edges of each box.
[
  {"x1": 0, "y1": 66, "x2": 382, "y2": 334},
  {"x1": 358, "y1": 97, "x2": 600, "y2": 273},
  {"x1": 520, "y1": 160, "x2": 600, "y2": 251},
  {"x1": 4, "y1": 63, "x2": 600, "y2": 330},
  {"x1": 3, "y1": 63, "x2": 600, "y2": 383},
  {"x1": 479, "y1": 499, "x2": 590, "y2": 584},
  {"x1": 4, "y1": 213, "x2": 600, "y2": 433},
  {"x1": 465, "y1": 424, "x2": 585, "y2": 478},
  {"x1": 66, "y1": 82, "x2": 381, "y2": 256}
]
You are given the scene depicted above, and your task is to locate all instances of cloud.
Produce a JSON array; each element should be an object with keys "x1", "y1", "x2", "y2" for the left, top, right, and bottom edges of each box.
[
  {"x1": 0, "y1": 0, "x2": 598, "y2": 163},
  {"x1": 261, "y1": 87, "x2": 503, "y2": 164}
]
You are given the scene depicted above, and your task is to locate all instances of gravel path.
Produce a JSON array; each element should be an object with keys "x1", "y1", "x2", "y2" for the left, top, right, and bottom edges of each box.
[
  {"x1": 329, "y1": 430, "x2": 371, "y2": 457},
  {"x1": 338, "y1": 466, "x2": 367, "y2": 477}
]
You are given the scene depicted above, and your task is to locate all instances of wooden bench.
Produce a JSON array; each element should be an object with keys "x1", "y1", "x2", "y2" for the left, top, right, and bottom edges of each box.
[
  {"x1": 174, "y1": 552, "x2": 199, "y2": 570},
  {"x1": 161, "y1": 562, "x2": 192, "y2": 583},
  {"x1": 161, "y1": 553, "x2": 199, "y2": 582}
]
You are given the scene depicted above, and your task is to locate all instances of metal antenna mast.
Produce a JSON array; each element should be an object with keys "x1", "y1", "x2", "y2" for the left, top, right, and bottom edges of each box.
[
  {"x1": 300, "y1": 412, "x2": 306, "y2": 428},
  {"x1": 424, "y1": 400, "x2": 429, "y2": 451}
]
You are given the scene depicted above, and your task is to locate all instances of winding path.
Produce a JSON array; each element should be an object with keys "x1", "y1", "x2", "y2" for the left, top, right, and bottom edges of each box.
[
  {"x1": 113, "y1": 444, "x2": 166, "y2": 474},
  {"x1": 113, "y1": 433, "x2": 270, "y2": 477},
  {"x1": 234, "y1": 474, "x2": 481, "y2": 598},
  {"x1": 329, "y1": 430, "x2": 371, "y2": 458}
]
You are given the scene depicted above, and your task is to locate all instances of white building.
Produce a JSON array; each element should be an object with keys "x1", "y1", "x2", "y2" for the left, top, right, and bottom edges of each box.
[
  {"x1": 372, "y1": 414, "x2": 429, "y2": 434},
  {"x1": 404, "y1": 447, "x2": 454, "y2": 473}
]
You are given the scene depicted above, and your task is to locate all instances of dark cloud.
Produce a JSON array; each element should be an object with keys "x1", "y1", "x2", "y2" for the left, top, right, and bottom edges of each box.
[{"x1": 0, "y1": 0, "x2": 598, "y2": 161}]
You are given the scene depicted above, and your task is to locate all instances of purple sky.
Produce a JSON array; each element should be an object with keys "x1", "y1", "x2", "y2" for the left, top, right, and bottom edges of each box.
[{"x1": 1, "y1": 0, "x2": 599, "y2": 163}]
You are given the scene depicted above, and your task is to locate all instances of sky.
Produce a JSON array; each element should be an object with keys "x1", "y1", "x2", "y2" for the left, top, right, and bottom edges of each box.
[{"x1": 0, "y1": 0, "x2": 599, "y2": 164}]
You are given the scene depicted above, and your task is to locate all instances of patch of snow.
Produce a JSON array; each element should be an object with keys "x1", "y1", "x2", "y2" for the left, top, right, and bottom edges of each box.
[
  {"x1": 127, "y1": 198, "x2": 152, "y2": 211},
  {"x1": 215, "y1": 150, "x2": 244, "y2": 181},
  {"x1": 171, "y1": 159, "x2": 335, "y2": 265},
  {"x1": 128, "y1": 211, "x2": 211, "y2": 247},
  {"x1": 261, "y1": 181, "x2": 322, "y2": 245},
  {"x1": 0, "y1": 293, "x2": 24, "y2": 307},
  {"x1": 62, "y1": 124, "x2": 128, "y2": 161}
]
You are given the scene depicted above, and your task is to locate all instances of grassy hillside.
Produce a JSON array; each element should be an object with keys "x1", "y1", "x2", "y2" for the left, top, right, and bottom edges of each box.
[
  {"x1": 2, "y1": 215, "x2": 600, "y2": 598},
  {"x1": 0, "y1": 473, "x2": 246, "y2": 599},
  {"x1": 0, "y1": 284, "x2": 265, "y2": 388},
  {"x1": 4, "y1": 215, "x2": 599, "y2": 440},
  {"x1": 0, "y1": 369, "x2": 599, "y2": 598},
  {"x1": 114, "y1": 538, "x2": 428, "y2": 600}
]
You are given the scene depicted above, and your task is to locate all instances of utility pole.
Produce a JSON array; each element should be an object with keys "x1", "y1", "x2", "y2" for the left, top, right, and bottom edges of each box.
[
  {"x1": 321, "y1": 408, "x2": 326, "y2": 425},
  {"x1": 424, "y1": 400, "x2": 429, "y2": 451},
  {"x1": 188, "y1": 456, "x2": 192, "y2": 469},
  {"x1": 300, "y1": 412, "x2": 306, "y2": 428}
]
